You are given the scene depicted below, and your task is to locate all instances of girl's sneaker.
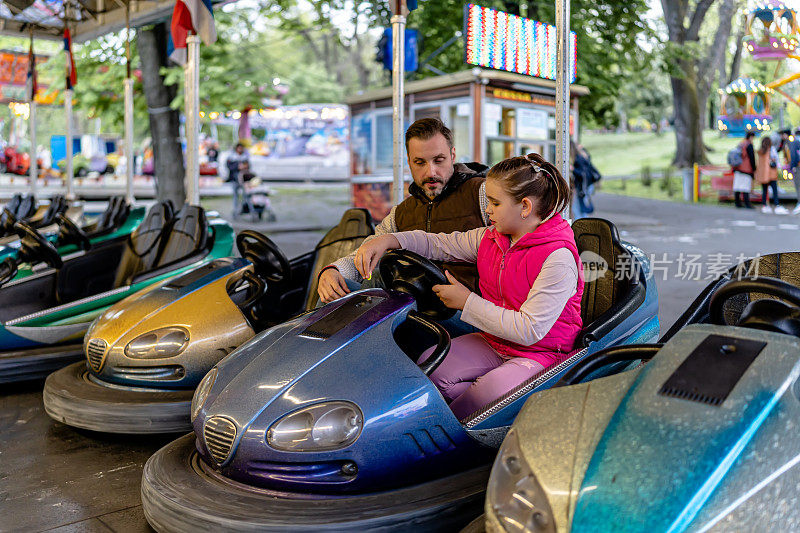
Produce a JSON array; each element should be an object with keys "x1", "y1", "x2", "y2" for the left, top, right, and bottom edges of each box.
[
  {"x1": 761, "y1": 205, "x2": 773, "y2": 214},
  {"x1": 774, "y1": 205, "x2": 789, "y2": 215}
]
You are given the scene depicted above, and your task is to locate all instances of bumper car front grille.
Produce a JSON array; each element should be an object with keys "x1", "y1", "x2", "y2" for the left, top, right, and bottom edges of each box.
[
  {"x1": 106, "y1": 365, "x2": 186, "y2": 381},
  {"x1": 203, "y1": 416, "x2": 237, "y2": 465},
  {"x1": 86, "y1": 338, "x2": 107, "y2": 372}
]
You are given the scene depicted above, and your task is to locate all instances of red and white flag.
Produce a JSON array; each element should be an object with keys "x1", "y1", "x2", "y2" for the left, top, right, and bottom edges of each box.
[
  {"x1": 64, "y1": 28, "x2": 76, "y2": 89},
  {"x1": 170, "y1": 0, "x2": 217, "y2": 66}
]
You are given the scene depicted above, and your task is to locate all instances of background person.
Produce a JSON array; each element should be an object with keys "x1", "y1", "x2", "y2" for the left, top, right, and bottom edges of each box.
[
  {"x1": 756, "y1": 135, "x2": 788, "y2": 214},
  {"x1": 352, "y1": 153, "x2": 582, "y2": 419},
  {"x1": 732, "y1": 131, "x2": 756, "y2": 209}
]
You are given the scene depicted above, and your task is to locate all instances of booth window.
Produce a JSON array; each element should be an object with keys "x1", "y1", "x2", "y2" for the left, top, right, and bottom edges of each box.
[
  {"x1": 375, "y1": 114, "x2": 393, "y2": 169},
  {"x1": 448, "y1": 105, "x2": 470, "y2": 162}
]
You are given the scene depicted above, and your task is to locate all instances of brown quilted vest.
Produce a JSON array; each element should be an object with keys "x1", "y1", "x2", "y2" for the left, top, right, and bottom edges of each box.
[{"x1": 394, "y1": 163, "x2": 488, "y2": 293}]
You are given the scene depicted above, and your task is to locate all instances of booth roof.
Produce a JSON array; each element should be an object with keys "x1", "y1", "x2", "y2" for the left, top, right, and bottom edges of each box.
[
  {"x1": 344, "y1": 68, "x2": 590, "y2": 105},
  {"x1": 0, "y1": 0, "x2": 230, "y2": 42}
]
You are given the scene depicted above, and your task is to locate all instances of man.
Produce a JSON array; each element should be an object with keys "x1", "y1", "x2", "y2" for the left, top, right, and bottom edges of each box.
[
  {"x1": 785, "y1": 129, "x2": 800, "y2": 214},
  {"x1": 317, "y1": 118, "x2": 489, "y2": 303},
  {"x1": 226, "y1": 143, "x2": 249, "y2": 217}
]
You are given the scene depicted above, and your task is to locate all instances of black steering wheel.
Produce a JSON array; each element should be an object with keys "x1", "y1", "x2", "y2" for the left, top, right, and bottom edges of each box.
[
  {"x1": 14, "y1": 221, "x2": 63, "y2": 269},
  {"x1": 379, "y1": 250, "x2": 455, "y2": 321},
  {"x1": 236, "y1": 231, "x2": 291, "y2": 283},
  {"x1": 56, "y1": 213, "x2": 91, "y2": 251},
  {"x1": 709, "y1": 276, "x2": 800, "y2": 336}
]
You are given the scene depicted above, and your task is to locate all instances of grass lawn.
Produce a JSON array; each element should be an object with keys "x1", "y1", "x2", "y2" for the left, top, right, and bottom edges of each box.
[{"x1": 581, "y1": 130, "x2": 735, "y2": 177}]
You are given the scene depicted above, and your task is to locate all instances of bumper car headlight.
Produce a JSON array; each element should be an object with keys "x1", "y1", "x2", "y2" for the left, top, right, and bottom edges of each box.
[
  {"x1": 267, "y1": 401, "x2": 363, "y2": 452},
  {"x1": 124, "y1": 327, "x2": 189, "y2": 359},
  {"x1": 191, "y1": 368, "x2": 217, "y2": 421},
  {"x1": 487, "y1": 429, "x2": 555, "y2": 533}
]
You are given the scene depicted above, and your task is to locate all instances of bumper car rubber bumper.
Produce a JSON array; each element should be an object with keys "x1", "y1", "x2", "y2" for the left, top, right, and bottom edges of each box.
[
  {"x1": 141, "y1": 433, "x2": 490, "y2": 532},
  {"x1": 43, "y1": 362, "x2": 194, "y2": 434},
  {"x1": 0, "y1": 342, "x2": 83, "y2": 384}
]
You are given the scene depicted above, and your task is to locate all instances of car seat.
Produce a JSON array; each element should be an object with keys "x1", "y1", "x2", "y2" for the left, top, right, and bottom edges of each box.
[
  {"x1": 28, "y1": 195, "x2": 67, "y2": 229},
  {"x1": 112, "y1": 201, "x2": 176, "y2": 287},
  {"x1": 126, "y1": 204, "x2": 210, "y2": 285},
  {"x1": 303, "y1": 208, "x2": 374, "y2": 311},
  {"x1": 661, "y1": 251, "x2": 800, "y2": 341},
  {"x1": 573, "y1": 218, "x2": 646, "y2": 348}
]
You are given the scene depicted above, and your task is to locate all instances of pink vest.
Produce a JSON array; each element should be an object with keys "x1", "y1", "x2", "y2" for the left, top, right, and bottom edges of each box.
[{"x1": 476, "y1": 214, "x2": 584, "y2": 366}]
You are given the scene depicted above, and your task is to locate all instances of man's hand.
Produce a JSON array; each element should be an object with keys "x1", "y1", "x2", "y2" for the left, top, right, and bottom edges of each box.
[
  {"x1": 432, "y1": 271, "x2": 471, "y2": 310},
  {"x1": 317, "y1": 268, "x2": 350, "y2": 303},
  {"x1": 354, "y1": 234, "x2": 400, "y2": 280}
]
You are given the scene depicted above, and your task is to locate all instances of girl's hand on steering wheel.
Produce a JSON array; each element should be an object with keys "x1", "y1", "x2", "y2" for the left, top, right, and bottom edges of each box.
[
  {"x1": 354, "y1": 234, "x2": 400, "y2": 280},
  {"x1": 432, "y1": 270, "x2": 471, "y2": 310}
]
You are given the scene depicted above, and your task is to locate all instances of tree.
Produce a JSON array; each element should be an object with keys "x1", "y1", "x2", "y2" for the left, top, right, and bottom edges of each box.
[
  {"x1": 138, "y1": 22, "x2": 185, "y2": 205},
  {"x1": 660, "y1": 0, "x2": 738, "y2": 167}
]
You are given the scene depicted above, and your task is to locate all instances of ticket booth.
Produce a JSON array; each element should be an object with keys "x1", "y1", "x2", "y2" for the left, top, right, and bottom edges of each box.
[{"x1": 347, "y1": 67, "x2": 588, "y2": 220}]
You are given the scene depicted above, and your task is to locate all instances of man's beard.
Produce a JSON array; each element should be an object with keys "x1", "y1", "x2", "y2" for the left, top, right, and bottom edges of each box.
[{"x1": 422, "y1": 178, "x2": 443, "y2": 199}]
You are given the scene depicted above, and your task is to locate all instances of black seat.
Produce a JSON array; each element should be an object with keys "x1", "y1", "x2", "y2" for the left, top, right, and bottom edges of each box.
[
  {"x1": 303, "y1": 208, "x2": 374, "y2": 311},
  {"x1": 113, "y1": 201, "x2": 175, "y2": 287},
  {"x1": 83, "y1": 196, "x2": 128, "y2": 236},
  {"x1": 126, "y1": 204, "x2": 210, "y2": 285},
  {"x1": 573, "y1": 218, "x2": 646, "y2": 347},
  {"x1": 29, "y1": 195, "x2": 66, "y2": 229},
  {"x1": 662, "y1": 252, "x2": 800, "y2": 341},
  {"x1": 152, "y1": 204, "x2": 208, "y2": 267},
  {"x1": 15, "y1": 194, "x2": 36, "y2": 220}
]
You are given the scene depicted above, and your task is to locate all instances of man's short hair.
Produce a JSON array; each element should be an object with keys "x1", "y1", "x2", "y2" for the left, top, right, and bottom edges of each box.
[
  {"x1": 794, "y1": 128, "x2": 800, "y2": 136},
  {"x1": 405, "y1": 118, "x2": 454, "y2": 151},
  {"x1": 745, "y1": 131, "x2": 756, "y2": 140},
  {"x1": 780, "y1": 128, "x2": 792, "y2": 136}
]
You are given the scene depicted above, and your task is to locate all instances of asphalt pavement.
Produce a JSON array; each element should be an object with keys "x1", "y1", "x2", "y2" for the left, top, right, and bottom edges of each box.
[{"x1": 3, "y1": 190, "x2": 800, "y2": 531}]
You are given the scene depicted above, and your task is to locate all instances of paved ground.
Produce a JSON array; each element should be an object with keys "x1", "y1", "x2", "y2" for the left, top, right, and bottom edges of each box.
[{"x1": 3, "y1": 190, "x2": 800, "y2": 531}]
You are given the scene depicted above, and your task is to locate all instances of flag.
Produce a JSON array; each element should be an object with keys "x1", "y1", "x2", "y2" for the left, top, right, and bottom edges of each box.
[
  {"x1": 170, "y1": 0, "x2": 216, "y2": 66},
  {"x1": 64, "y1": 28, "x2": 76, "y2": 89},
  {"x1": 25, "y1": 39, "x2": 37, "y2": 102}
]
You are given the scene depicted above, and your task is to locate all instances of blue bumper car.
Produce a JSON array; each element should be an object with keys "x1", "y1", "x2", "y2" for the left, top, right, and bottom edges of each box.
[{"x1": 140, "y1": 218, "x2": 659, "y2": 531}]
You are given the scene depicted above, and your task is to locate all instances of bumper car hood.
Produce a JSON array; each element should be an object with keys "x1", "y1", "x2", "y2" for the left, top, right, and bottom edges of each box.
[
  {"x1": 90, "y1": 258, "x2": 246, "y2": 346},
  {"x1": 201, "y1": 290, "x2": 412, "y2": 430},
  {"x1": 568, "y1": 324, "x2": 800, "y2": 531}
]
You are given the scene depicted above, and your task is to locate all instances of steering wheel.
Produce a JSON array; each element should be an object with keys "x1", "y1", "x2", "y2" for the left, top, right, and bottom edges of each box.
[
  {"x1": 236, "y1": 231, "x2": 291, "y2": 283},
  {"x1": 379, "y1": 250, "x2": 455, "y2": 321},
  {"x1": 56, "y1": 213, "x2": 91, "y2": 251},
  {"x1": 708, "y1": 276, "x2": 800, "y2": 338},
  {"x1": 14, "y1": 221, "x2": 63, "y2": 269}
]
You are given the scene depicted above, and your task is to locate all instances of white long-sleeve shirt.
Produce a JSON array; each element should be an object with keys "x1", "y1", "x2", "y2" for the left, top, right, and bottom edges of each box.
[{"x1": 395, "y1": 228, "x2": 579, "y2": 346}]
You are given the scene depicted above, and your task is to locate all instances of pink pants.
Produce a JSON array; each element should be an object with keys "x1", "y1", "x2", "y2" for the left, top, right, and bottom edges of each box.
[{"x1": 420, "y1": 333, "x2": 546, "y2": 420}]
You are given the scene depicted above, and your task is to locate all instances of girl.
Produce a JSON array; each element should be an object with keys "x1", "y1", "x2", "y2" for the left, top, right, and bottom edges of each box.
[
  {"x1": 755, "y1": 136, "x2": 788, "y2": 214},
  {"x1": 354, "y1": 153, "x2": 584, "y2": 419}
]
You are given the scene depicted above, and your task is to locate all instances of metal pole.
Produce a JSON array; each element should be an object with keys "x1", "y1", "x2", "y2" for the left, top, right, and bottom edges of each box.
[
  {"x1": 555, "y1": 0, "x2": 571, "y2": 216},
  {"x1": 65, "y1": 88, "x2": 74, "y2": 198},
  {"x1": 124, "y1": 2, "x2": 134, "y2": 204},
  {"x1": 184, "y1": 34, "x2": 200, "y2": 206},
  {"x1": 29, "y1": 101, "x2": 37, "y2": 197},
  {"x1": 391, "y1": 14, "x2": 406, "y2": 205},
  {"x1": 124, "y1": 78, "x2": 135, "y2": 204}
]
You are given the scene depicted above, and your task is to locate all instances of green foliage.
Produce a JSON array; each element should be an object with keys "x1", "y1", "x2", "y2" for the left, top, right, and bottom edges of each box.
[
  {"x1": 660, "y1": 166, "x2": 677, "y2": 196},
  {"x1": 640, "y1": 165, "x2": 652, "y2": 187}
]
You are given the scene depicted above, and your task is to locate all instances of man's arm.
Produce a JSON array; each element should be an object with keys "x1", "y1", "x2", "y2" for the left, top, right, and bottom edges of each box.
[{"x1": 325, "y1": 205, "x2": 399, "y2": 282}]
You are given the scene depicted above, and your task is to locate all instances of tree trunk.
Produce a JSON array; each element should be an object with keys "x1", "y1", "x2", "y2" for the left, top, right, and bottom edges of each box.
[
  {"x1": 729, "y1": 14, "x2": 747, "y2": 84},
  {"x1": 671, "y1": 74, "x2": 708, "y2": 167},
  {"x1": 138, "y1": 23, "x2": 186, "y2": 206}
]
